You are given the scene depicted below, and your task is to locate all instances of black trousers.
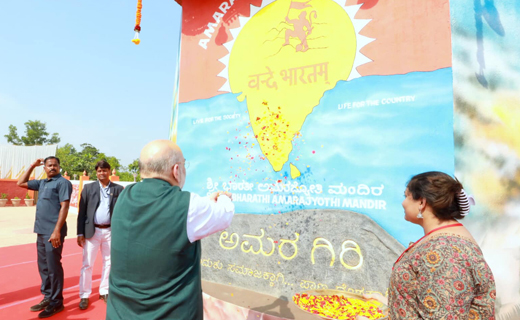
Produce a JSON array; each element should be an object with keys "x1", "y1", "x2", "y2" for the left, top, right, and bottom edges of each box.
[{"x1": 36, "y1": 234, "x2": 65, "y2": 307}]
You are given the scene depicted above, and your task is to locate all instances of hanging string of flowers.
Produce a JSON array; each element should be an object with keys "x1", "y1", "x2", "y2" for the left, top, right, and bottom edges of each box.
[{"x1": 132, "y1": 0, "x2": 142, "y2": 45}]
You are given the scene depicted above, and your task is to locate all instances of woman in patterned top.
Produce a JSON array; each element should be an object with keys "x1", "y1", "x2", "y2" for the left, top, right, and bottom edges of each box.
[{"x1": 358, "y1": 171, "x2": 495, "y2": 320}]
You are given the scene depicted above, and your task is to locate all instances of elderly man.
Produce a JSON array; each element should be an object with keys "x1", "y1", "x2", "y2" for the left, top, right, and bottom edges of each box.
[
  {"x1": 106, "y1": 140, "x2": 234, "y2": 320},
  {"x1": 17, "y1": 157, "x2": 72, "y2": 318},
  {"x1": 77, "y1": 160, "x2": 124, "y2": 310}
]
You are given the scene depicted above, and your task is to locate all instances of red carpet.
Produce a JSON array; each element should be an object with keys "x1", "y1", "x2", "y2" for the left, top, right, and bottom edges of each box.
[{"x1": 0, "y1": 242, "x2": 106, "y2": 320}]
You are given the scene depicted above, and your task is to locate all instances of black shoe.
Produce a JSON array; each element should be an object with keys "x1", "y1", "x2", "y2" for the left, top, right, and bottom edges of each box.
[
  {"x1": 79, "y1": 298, "x2": 89, "y2": 310},
  {"x1": 38, "y1": 304, "x2": 64, "y2": 318},
  {"x1": 99, "y1": 294, "x2": 108, "y2": 303},
  {"x1": 30, "y1": 298, "x2": 50, "y2": 312}
]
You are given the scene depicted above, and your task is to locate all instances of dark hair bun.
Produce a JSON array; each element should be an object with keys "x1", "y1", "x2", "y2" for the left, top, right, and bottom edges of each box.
[{"x1": 407, "y1": 171, "x2": 465, "y2": 221}]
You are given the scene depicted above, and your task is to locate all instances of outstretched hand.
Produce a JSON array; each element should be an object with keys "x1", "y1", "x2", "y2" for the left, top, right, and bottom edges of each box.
[
  {"x1": 209, "y1": 191, "x2": 233, "y2": 202},
  {"x1": 218, "y1": 191, "x2": 232, "y2": 200}
]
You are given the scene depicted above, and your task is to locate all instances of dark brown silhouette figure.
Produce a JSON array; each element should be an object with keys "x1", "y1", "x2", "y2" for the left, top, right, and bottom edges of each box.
[{"x1": 283, "y1": 10, "x2": 317, "y2": 52}]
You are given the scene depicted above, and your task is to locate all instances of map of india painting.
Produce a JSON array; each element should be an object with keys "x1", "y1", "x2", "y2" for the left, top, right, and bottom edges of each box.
[{"x1": 173, "y1": 0, "x2": 454, "y2": 246}]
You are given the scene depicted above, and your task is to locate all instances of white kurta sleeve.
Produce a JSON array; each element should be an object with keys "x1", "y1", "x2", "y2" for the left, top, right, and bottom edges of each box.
[{"x1": 186, "y1": 193, "x2": 235, "y2": 243}]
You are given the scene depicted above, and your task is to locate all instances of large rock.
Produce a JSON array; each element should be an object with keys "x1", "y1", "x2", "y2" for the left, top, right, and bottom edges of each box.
[{"x1": 201, "y1": 209, "x2": 405, "y2": 299}]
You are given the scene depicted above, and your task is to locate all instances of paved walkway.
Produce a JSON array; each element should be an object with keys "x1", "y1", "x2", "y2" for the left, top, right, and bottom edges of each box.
[{"x1": 0, "y1": 206, "x2": 107, "y2": 320}]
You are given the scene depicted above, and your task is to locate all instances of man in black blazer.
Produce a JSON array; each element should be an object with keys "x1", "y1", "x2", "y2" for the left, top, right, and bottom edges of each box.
[{"x1": 77, "y1": 160, "x2": 124, "y2": 310}]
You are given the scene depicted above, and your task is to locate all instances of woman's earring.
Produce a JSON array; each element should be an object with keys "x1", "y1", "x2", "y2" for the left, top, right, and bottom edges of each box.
[{"x1": 417, "y1": 208, "x2": 423, "y2": 219}]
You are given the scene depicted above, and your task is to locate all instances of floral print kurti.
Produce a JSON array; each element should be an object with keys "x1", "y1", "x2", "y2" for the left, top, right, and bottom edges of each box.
[{"x1": 388, "y1": 234, "x2": 495, "y2": 319}]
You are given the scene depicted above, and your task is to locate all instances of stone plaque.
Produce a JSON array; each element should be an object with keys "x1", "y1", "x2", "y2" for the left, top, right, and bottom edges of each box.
[{"x1": 201, "y1": 209, "x2": 405, "y2": 299}]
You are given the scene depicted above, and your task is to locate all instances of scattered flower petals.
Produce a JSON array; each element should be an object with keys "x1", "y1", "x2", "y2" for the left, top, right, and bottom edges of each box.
[{"x1": 293, "y1": 293, "x2": 386, "y2": 320}]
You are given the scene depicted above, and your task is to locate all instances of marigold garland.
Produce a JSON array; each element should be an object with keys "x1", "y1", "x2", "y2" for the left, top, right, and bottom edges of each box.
[{"x1": 132, "y1": 0, "x2": 142, "y2": 45}]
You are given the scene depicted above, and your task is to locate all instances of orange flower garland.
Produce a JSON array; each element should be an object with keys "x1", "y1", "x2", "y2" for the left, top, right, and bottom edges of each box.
[
  {"x1": 293, "y1": 293, "x2": 386, "y2": 320},
  {"x1": 132, "y1": 0, "x2": 142, "y2": 45}
]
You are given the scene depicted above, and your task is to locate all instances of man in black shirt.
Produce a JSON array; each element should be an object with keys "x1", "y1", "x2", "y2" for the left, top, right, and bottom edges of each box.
[{"x1": 18, "y1": 156, "x2": 72, "y2": 318}]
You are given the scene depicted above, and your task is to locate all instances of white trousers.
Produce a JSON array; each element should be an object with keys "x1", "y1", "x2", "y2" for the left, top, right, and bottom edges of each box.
[{"x1": 79, "y1": 227, "x2": 111, "y2": 298}]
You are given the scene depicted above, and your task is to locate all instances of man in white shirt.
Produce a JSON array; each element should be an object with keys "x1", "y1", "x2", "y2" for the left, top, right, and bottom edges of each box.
[
  {"x1": 77, "y1": 160, "x2": 124, "y2": 310},
  {"x1": 106, "y1": 140, "x2": 234, "y2": 320}
]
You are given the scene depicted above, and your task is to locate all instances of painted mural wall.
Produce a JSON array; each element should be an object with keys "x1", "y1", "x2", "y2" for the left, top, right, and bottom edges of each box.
[
  {"x1": 451, "y1": 1, "x2": 520, "y2": 319},
  {"x1": 172, "y1": 0, "x2": 459, "y2": 301},
  {"x1": 171, "y1": 0, "x2": 520, "y2": 316}
]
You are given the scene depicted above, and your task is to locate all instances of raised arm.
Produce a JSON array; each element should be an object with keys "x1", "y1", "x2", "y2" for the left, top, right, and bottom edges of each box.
[
  {"x1": 17, "y1": 158, "x2": 43, "y2": 188},
  {"x1": 186, "y1": 191, "x2": 235, "y2": 243}
]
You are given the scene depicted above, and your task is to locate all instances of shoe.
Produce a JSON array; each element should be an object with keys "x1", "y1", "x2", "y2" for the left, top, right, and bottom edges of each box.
[
  {"x1": 99, "y1": 294, "x2": 108, "y2": 303},
  {"x1": 38, "y1": 304, "x2": 64, "y2": 318},
  {"x1": 79, "y1": 298, "x2": 89, "y2": 310},
  {"x1": 30, "y1": 298, "x2": 50, "y2": 312}
]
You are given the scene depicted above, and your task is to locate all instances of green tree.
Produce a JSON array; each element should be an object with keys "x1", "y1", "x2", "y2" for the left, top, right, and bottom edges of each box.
[
  {"x1": 114, "y1": 159, "x2": 140, "y2": 182},
  {"x1": 5, "y1": 125, "x2": 22, "y2": 145},
  {"x1": 56, "y1": 143, "x2": 122, "y2": 181},
  {"x1": 117, "y1": 172, "x2": 135, "y2": 182},
  {"x1": 128, "y1": 159, "x2": 140, "y2": 181},
  {"x1": 56, "y1": 143, "x2": 78, "y2": 175},
  {"x1": 4, "y1": 120, "x2": 60, "y2": 146},
  {"x1": 128, "y1": 159, "x2": 139, "y2": 174}
]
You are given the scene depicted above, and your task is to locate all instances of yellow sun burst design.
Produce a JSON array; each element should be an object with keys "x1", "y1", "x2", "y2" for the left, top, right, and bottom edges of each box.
[{"x1": 217, "y1": 0, "x2": 373, "y2": 173}]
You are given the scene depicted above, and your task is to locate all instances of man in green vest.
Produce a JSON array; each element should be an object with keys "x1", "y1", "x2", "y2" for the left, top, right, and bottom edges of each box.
[{"x1": 106, "y1": 140, "x2": 234, "y2": 320}]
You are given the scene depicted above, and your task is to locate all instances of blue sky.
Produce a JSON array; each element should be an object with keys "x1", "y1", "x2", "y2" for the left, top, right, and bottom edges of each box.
[{"x1": 0, "y1": 0, "x2": 182, "y2": 166}]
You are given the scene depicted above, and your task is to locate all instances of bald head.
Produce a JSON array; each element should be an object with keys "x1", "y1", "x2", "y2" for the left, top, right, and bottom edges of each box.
[{"x1": 139, "y1": 140, "x2": 185, "y2": 185}]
